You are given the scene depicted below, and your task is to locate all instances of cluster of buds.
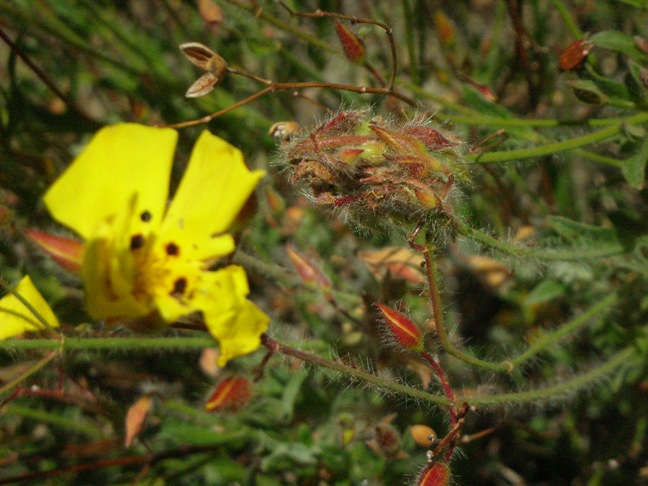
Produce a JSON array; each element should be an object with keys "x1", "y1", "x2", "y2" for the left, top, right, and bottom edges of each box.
[{"x1": 277, "y1": 110, "x2": 468, "y2": 230}]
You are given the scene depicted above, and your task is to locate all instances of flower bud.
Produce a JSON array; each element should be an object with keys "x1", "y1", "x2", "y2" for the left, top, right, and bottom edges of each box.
[
  {"x1": 334, "y1": 21, "x2": 366, "y2": 64},
  {"x1": 26, "y1": 228, "x2": 84, "y2": 273},
  {"x1": 559, "y1": 39, "x2": 594, "y2": 71},
  {"x1": 205, "y1": 376, "x2": 252, "y2": 412},
  {"x1": 286, "y1": 244, "x2": 331, "y2": 292},
  {"x1": 416, "y1": 462, "x2": 450, "y2": 486},
  {"x1": 375, "y1": 302, "x2": 423, "y2": 350}
]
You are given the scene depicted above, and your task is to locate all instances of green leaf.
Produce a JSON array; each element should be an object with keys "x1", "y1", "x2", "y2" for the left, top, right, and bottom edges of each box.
[
  {"x1": 626, "y1": 60, "x2": 648, "y2": 105},
  {"x1": 281, "y1": 371, "x2": 308, "y2": 421},
  {"x1": 568, "y1": 79, "x2": 609, "y2": 105},
  {"x1": 622, "y1": 137, "x2": 648, "y2": 189},
  {"x1": 548, "y1": 216, "x2": 623, "y2": 244},
  {"x1": 548, "y1": 215, "x2": 633, "y2": 253},
  {"x1": 525, "y1": 280, "x2": 566, "y2": 306},
  {"x1": 613, "y1": 0, "x2": 648, "y2": 8},
  {"x1": 591, "y1": 31, "x2": 648, "y2": 63},
  {"x1": 584, "y1": 63, "x2": 631, "y2": 100}
]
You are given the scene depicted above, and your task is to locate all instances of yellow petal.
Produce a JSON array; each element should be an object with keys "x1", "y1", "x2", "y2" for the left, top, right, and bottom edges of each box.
[
  {"x1": 197, "y1": 266, "x2": 269, "y2": 366},
  {"x1": 82, "y1": 196, "x2": 150, "y2": 320},
  {"x1": 0, "y1": 276, "x2": 60, "y2": 339},
  {"x1": 44, "y1": 124, "x2": 178, "y2": 240},
  {"x1": 160, "y1": 131, "x2": 264, "y2": 261}
]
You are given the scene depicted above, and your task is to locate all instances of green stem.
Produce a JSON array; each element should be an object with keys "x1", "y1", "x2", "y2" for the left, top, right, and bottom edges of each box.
[
  {"x1": 0, "y1": 336, "x2": 215, "y2": 351},
  {"x1": 510, "y1": 292, "x2": 619, "y2": 368},
  {"x1": 423, "y1": 237, "x2": 510, "y2": 372},
  {"x1": 453, "y1": 218, "x2": 627, "y2": 260},
  {"x1": 0, "y1": 3, "x2": 144, "y2": 75},
  {"x1": 464, "y1": 347, "x2": 634, "y2": 406},
  {"x1": 403, "y1": 80, "x2": 480, "y2": 116},
  {"x1": 4, "y1": 403, "x2": 105, "y2": 438},
  {"x1": 443, "y1": 113, "x2": 633, "y2": 129},
  {"x1": 223, "y1": 0, "x2": 338, "y2": 54},
  {"x1": 468, "y1": 112, "x2": 648, "y2": 163},
  {"x1": 0, "y1": 351, "x2": 58, "y2": 396},
  {"x1": 234, "y1": 250, "x2": 300, "y2": 288},
  {"x1": 550, "y1": 0, "x2": 583, "y2": 39},
  {"x1": 401, "y1": 0, "x2": 420, "y2": 86}
]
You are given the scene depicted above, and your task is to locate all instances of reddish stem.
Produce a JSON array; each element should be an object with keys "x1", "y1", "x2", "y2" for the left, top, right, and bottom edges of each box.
[{"x1": 421, "y1": 350, "x2": 457, "y2": 426}]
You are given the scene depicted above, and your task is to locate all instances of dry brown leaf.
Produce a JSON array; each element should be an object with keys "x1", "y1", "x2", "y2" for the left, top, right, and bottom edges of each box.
[
  {"x1": 358, "y1": 247, "x2": 425, "y2": 284},
  {"x1": 198, "y1": 0, "x2": 223, "y2": 27},
  {"x1": 124, "y1": 395, "x2": 152, "y2": 447}
]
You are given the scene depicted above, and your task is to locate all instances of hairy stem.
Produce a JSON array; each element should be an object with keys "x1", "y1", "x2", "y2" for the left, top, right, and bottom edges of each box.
[
  {"x1": 463, "y1": 347, "x2": 634, "y2": 406},
  {"x1": 453, "y1": 218, "x2": 628, "y2": 261},
  {"x1": 261, "y1": 335, "x2": 450, "y2": 406}
]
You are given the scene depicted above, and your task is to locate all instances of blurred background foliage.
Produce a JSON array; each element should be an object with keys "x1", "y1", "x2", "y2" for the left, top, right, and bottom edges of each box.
[{"x1": 1, "y1": 0, "x2": 648, "y2": 484}]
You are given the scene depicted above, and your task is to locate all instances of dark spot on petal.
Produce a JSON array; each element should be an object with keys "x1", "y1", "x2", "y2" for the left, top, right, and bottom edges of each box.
[
  {"x1": 140, "y1": 211, "x2": 152, "y2": 222},
  {"x1": 130, "y1": 234, "x2": 144, "y2": 250},
  {"x1": 166, "y1": 242, "x2": 180, "y2": 256},
  {"x1": 171, "y1": 277, "x2": 187, "y2": 297}
]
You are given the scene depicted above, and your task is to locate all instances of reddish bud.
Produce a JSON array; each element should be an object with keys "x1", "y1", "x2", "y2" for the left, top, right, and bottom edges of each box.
[
  {"x1": 375, "y1": 302, "x2": 423, "y2": 350},
  {"x1": 434, "y1": 11, "x2": 456, "y2": 46},
  {"x1": 286, "y1": 244, "x2": 331, "y2": 292},
  {"x1": 559, "y1": 40, "x2": 594, "y2": 71},
  {"x1": 205, "y1": 376, "x2": 252, "y2": 412},
  {"x1": 334, "y1": 21, "x2": 365, "y2": 64},
  {"x1": 263, "y1": 185, "x2": 286, "y2": 214},
  {"x1": 26, "y1": 229, "x2": 84, "y2": 273},
  {"x1": 635, "y1": 35, "x2": 648, "y2": 55},
  {"x1": 417, "y1": 462, "x2": 450, "y2": 486}
]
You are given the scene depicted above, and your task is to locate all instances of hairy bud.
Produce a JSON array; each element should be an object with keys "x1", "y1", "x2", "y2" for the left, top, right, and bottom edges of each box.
[
  {"x1": 334, "y1": 21, "x2": 366, "y2": 64},
  {"x1": 376, "y1": 302, "x2": 423, "y2": 350},
  {"x1": 278, "y1": 110, "x2": 468, "y2": 231},
  {"x1": 416, "y1": 461, "x2": 450, "y2": 486},
  {"x1": 205, "y1": 376, "x2": 252, "y2": 412}
]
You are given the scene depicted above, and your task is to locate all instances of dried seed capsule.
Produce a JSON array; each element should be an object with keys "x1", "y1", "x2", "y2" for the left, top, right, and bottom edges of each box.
[{"x1": 277, "y1": 109, "x2": 468, "y2": 232}]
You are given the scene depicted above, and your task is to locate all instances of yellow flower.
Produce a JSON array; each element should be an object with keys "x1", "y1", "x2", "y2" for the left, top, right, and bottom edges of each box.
[
  {"x1": 43, "y1": 124, "x2": 269, "y2": 365},
  {"x1": 0, "y1": 276, "x2": 60, "y2": 339}
]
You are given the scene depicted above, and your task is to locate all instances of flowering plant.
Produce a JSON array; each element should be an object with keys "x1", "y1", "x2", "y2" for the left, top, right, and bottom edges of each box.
[{"x1": 43, "y1": 124, "x2": 269, "y2": 365}]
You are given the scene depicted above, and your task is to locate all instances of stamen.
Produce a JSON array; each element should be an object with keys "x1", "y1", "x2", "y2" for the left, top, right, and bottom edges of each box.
[
  {"x1": 130, "y1": 234, "x2": 145, "y2": 250},
  {"x1": 166, "y1": 242, "x2": 180, "y2": 256},
  {"x1": 171, "y1": 277, "x2": 187, "y2": 297}
]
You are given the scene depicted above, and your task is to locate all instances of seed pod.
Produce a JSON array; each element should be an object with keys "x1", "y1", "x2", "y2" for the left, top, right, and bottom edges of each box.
[
  {"x1": 180, "y1": 42, "x2": 228, "y2": 97},
  {"x1": 411, "y1": 425, "x2": 437, "y2": 447}
]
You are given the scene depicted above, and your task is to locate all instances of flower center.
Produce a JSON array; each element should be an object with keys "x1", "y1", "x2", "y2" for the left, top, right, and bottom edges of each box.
[{"x1": 128, "y1": 233, "x2": 193, "y2": 312}]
